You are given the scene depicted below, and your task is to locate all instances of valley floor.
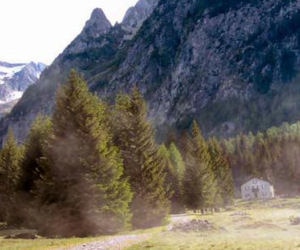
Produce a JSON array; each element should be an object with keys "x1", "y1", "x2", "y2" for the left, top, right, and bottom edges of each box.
[
  {"x1": 129, "y1": 198, "x2": 300, "y2": 250},
  {"x1": 0, "y1": 198, "x2": 300, "y2": 250}
]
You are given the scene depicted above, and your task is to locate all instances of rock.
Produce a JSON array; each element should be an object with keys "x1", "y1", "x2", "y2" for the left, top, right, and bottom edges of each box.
[
  {"x1": 289, "y1": 216, "x2": 300, "y2": 225},
  {"x1": 5, "y1": 233, "x2": 37, "y2": 239},
  {"x1": 230, "y1": 211, "x2": 250, "y2": 217},
  {"x1": 170, "y1": 219, "x2": 217, "y2": 232},
  {"x1": 122, "y1": 0, "x2": 159, "y2": 35}
]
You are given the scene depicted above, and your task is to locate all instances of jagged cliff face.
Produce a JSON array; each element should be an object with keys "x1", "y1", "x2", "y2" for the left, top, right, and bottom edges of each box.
[
  {"x1": 2, "y1": 0, "x2": 300, "y2": 142},
  {"x1": 65, "y1": 8, "x2": 112, "y2": 55},
  {"x1": 106, "y1": 0, "x2": 300, "y2": 133},
  {"x1": 122, "y1": 0, "x2": 159, "y2": 36}
]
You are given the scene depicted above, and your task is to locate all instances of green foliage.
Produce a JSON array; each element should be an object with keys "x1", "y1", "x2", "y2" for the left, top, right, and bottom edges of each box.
[
  {"x1": 169, "y1": 142, "x2": 185, "y2": 182},
  {"x1": 183, "y1": 121, "x2": 218, "y2": 211},
  {"x1": 224, "y1": 121, "x2": 300, "y2": 195},
  {"x1": 113, "y1": 88, "x2": 170, "y2": 228},
  {"x1": 35, "y1": 70, "x2": 132, "y2": 237},
  {"x1": 0, "y1": 129, "x2": 23, "y2": 223},
  {"x1": 164, "y1": 143, "x2": 186, "y2": 213},
  {"x1": 7, "y1": 116, "x2": 54, "y2": 229},
  {"x1": 158, "y1": 145, "x2": 174, "y2": 199},
  {"x1": 18, "y1": 115, "x2": 52, "y2": 194},
  {"x1": 208, "y1": 138, "x2": 234, "y2": 206},
  {"x1": 159, "y1": 143, "x2": 185, "y2": 213}
]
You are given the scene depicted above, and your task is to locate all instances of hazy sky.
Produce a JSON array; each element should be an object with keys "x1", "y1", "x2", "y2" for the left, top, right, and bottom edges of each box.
[{"x1": 0, "y1": 0, "x2": 138, "y2": 64}]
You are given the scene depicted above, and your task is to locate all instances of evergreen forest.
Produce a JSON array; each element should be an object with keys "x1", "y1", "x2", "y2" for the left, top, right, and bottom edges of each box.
[{"x1": 0, "y1": 71, "x2": 299, "y2": 237}]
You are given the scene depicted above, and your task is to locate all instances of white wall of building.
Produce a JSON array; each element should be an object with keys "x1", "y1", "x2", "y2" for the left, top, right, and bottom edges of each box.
[{"x1": 241, "y1": 178, "x2": 275, "y2": 200}]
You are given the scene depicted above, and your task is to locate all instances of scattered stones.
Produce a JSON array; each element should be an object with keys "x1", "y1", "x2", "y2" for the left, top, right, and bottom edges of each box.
[
  {"x1": 230, "y1": 211, "x2": 250, "y2": 217},
  {"x1": 0, "y1": 223, "x2": 7, "y2": 230},
  {"x1": 69, "y1": 234, "x2": 150, "y2": 250},
  {"x1": 289, "y1": 216, "x2": 300, "y2": 225},
  {"x1": 169, "y1": 219, "x2": 217, "y2": 232},
  {"x1": 4, "y1": 233, "x2": 37, "y2": 239},
  {"x1": 238, "y1": 221, "x2": 282, "y2": 230}
]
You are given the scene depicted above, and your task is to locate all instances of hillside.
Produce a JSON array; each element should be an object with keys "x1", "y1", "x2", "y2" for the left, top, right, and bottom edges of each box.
[{"x1": 2, "y1": 0, "x2": 300, "y2": 142}]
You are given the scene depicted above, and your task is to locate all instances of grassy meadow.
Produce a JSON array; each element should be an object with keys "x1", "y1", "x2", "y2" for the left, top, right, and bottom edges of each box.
[
  {"x1": 0, "y1": 232, "x2": 109, "y2": 250},
  {"x1": 1, "y1": 198, "x2": 300, "y2": 250},
  {"x1": 128, "y1": 198, "x2": 300, "y2": 250}
]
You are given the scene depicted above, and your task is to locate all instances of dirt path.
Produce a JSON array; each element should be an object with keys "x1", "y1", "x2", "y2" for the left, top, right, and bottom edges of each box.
[
  {"x1": 67, "y1": 233, "x2": 150, "y2": 250},
  {"x1": 67, "y1": 215, "x2": 190, "y2": 249}
]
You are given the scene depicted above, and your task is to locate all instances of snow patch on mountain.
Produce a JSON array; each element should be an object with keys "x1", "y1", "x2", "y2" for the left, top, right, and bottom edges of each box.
[
  {"x1": 0, "y1": 91, "x2": 23, "y2": 104},
  {"x1": 0, "y1": 61, "x2": 46, "y2": 115},
  {"x1": 0, "y1": 63, "x2": 26, "y2": 85}
]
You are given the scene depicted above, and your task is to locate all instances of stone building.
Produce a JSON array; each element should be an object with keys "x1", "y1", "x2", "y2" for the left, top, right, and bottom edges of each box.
[{"x1": 241, "y1": 178, "x2": 275, "y2": 200}]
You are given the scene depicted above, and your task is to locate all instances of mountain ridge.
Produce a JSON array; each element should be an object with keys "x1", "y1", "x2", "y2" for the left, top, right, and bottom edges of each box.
[{"x1": 2, "y1": 0, "x2": 300, "y2": 142}]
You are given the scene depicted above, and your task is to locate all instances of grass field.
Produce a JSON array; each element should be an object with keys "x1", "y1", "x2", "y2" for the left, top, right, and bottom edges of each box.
[
  {"x1": 1, "y1": 198, "x2": 300, "y2": 250},
  {"x1": 0, "y1": 233, "x2": 109, "y2": 250},
  {"x1": 128, "y1": 198, "x2": 300, "y2": 250}
]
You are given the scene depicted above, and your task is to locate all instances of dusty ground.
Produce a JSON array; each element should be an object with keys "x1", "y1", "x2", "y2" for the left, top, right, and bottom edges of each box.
[{"x1": 65, "y1": 234, "x2": 150, "y2": 250}]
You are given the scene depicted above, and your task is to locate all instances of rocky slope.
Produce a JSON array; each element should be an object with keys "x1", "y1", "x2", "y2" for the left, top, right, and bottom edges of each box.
[
  {"x1": 106, "y1": 0, "x2": 300, "y2": 134},
  {"x1": 122, "y1": 0, "x2": 159, "y2": 37},
  {"x1": 2, "y1": 0, "x2": 300, "y2": 142}
]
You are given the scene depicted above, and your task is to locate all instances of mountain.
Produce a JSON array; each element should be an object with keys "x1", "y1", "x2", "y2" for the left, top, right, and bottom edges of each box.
[
  {"x1": 0, "y1": 61, "x2": 46, "y2": 117},
  {"x1": 122, "y1": 0, "x2": 159, "y2": 36},
  {"x1": 2, "y1": 0, "x2": 300, "y2": 142}
]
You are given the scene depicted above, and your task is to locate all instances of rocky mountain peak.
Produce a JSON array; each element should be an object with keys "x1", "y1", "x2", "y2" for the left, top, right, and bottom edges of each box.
[
  {"x1": 83, "y1": 8, "x2": 112, "y2": 38},
  {"x1": 64, "y1": 8, "x2": 112, "y2": 55},
  {"x1": 122, "y1": 0, "x2": 159, "y2": 34}
]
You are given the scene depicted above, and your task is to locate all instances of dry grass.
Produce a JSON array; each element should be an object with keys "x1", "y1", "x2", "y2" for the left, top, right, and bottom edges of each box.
[
  {"x1": 0, "y1": 224, "x2": 162, "y2": 250},
  {"x1": 1, "y1": 198, "x2": 300, "y2": 250},
  {"x1": 128, "y1": 198, "x2": 300, "y2": 250},
  {"x1": 0, "y1": 228, "x2": 110, "y2": 250}
]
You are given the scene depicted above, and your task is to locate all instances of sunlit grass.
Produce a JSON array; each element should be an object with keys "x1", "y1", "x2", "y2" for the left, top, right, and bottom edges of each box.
[
  {"x1": 128, "y1": 232, "x2": 300, "y2": 250},
  {"x1": 0, "y1": 236, "x2": 109, "y2": 250},
  {"x1": 127, "y1": 197, "x2": 300, "y2": 250},
  {"x1": 0, "y1": 224, "x2": 163, "y2": 250},
  {"x1": 1, "y1": 198, "x2": 300, "y2": 250}
]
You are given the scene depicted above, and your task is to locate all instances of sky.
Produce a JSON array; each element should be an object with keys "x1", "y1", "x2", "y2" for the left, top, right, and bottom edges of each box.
[{"x1": 0, "y1": 0, "x2": 138, "y2": 65}]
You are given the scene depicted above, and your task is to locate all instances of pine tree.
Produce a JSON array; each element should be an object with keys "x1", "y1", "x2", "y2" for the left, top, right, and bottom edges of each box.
[
  {"x1": 113, "y1": 88, "x2": 170, "y2": 228},
  {"x1": 0, "y1": 129, "x2": 23, "y2": 223},
  {"x1": 18, "y1": 115, "x2": 52, "y2": 194},
  {"x1": 7, "y1": 116, "x2": 53, "y2": 228},
  {"x1": 36, "y1": 70, "x2": 132, "y2": 237},
  {"x1": 169, "y1": 143, "x2": 185, "y2": 184},
  {"x1": 252, "y1": 132, "x2": 275, "y2": 181},
  {"x1": 183, "y1": 121, "x2": 217, "y2": 212},
  {"x1": 168, "y1": 142, "x2": 185, "y2": 212},
  {"x1": 208, "y1": 138, "x2": 234, "y2": 207},
  {"x1": 158, "y1": 144, "x2": 174, "y2": 200}
]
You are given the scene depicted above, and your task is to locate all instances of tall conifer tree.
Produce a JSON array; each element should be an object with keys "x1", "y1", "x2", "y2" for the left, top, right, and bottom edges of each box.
[
  {"x1": 113, "y1": 88, "x2": 170, "y2": 228},
  {"x1": 37, "y1": 70, "x2": 132, "y2": 236},
  {"x1": 208, "y1": 138, "x2": 234, "y2": 207},
  {"x1": 183, "y1": 121, "x2": 217, "y2": 212},
  {"x1": 18, "y1": 115, "x2": 52, "y2": 194},
  {"x1": 167, "y1": 142, "x2": 186, "y2": 212},
  {"x1": 0, "y1": 129, "x2": 22, "y2": 223}
]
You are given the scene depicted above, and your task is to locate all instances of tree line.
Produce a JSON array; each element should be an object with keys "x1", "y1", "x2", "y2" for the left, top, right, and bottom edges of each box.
[
  {"x1": 224, "y1": 122, "x2": 300, "y2": 195},
  {"x1": 0, "y1": 71, "x2": 234, "y2": 237}
]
